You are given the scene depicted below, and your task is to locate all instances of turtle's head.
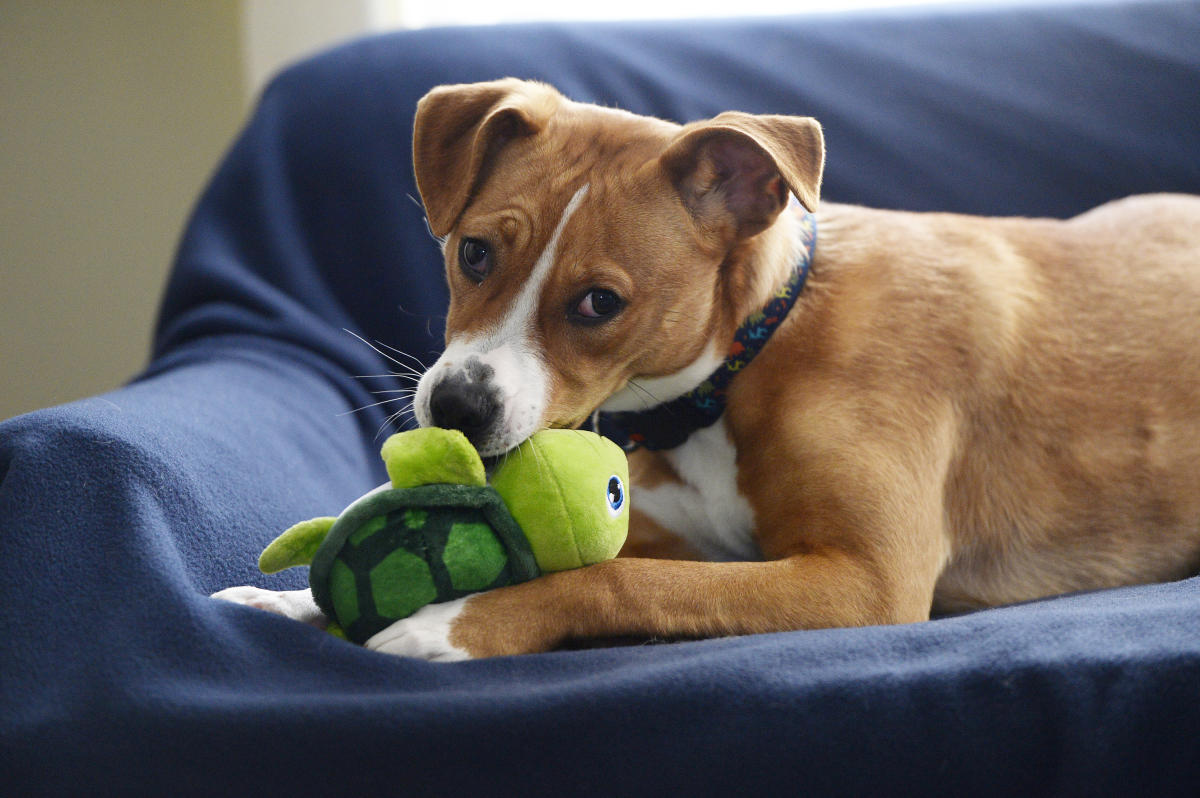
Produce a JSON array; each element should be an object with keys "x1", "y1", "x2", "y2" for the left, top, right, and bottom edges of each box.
[{"x1": 490, "y1": 429, "x2": 629, "y2": 572}]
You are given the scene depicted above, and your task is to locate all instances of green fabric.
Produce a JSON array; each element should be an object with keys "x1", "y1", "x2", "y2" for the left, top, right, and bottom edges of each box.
[
  {"x1": 329, "y1": 559, "x2": 360, "y2": 628},
  {"x1": 490, "y1": 429, "x2": 629, "y2": 572},
  {"x1": 381, "y1": 426, "x2": 486, "y2": 489},
  {"x1": 307, "y1": 484, "x2": 540, "y2": 643},
  {"x1": 348, "y1": 514, "x2": 387, "y2": 546},
  {"x1": 256, "y1": 426, "x2": 628, "y2": 644},
  {"x1": 258, "y1": 516, "x2": 336, "y2": 573},
  {"x1": 444, "y1": 522, "x2": 507, "y2": 591},
  {"x1": 370, "y1": 548, "x2": 437, "y2": 619}
]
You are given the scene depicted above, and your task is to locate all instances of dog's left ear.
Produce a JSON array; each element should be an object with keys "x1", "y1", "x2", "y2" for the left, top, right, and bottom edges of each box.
[{"x1": 661, "y1": 112, "x2": 824, "y2": 242}]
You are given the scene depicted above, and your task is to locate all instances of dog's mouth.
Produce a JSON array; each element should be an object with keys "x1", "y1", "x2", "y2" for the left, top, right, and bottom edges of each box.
[
  {"x1": 478, "y1": 434, "x2": 537, "y2": 476},
  {"x1": 476, "y1": 412, "x2": 599, "y2": 472},
  {"x1": 480, "y1": 453, "x2": 505, "y2": 478}
]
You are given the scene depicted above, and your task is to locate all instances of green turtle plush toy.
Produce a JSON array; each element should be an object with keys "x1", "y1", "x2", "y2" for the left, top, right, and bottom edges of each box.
[{"x1": 258, "y1": 427, "x2": 629, "y2": 644}]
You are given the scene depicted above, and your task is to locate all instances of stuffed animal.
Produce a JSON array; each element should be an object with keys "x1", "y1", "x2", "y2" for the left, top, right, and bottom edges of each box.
[{"x1": 258, "y1": 427, "x2": 629, "y2": 644}]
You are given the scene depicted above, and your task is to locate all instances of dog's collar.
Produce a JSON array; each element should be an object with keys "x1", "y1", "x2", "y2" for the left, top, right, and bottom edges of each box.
[{"x1": 599, "y1": 210, "x2": 817, "y2": 452}]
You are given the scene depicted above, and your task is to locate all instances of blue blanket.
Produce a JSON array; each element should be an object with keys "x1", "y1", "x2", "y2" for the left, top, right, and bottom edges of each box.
[{"x1": 4, "y1": 2, "x2": 1200, "y2": 794}]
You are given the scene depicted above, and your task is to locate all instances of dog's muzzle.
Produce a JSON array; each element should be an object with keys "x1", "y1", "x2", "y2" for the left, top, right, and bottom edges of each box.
[{"x1": 426, "y1": 366, "x2": 501, "y2": 446}]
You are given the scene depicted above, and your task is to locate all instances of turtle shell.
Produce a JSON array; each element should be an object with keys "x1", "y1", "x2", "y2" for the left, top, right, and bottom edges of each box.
[{"x1": 309, "y1": 484, "x2": 541, "y2": 644}]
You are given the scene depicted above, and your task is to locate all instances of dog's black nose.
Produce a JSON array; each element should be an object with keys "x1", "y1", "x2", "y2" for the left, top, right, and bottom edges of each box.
[{"x1": 428, "y1": 376, "x2": 499, "y2": 442}]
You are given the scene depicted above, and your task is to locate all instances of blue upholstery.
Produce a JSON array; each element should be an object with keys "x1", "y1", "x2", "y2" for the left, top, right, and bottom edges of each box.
[{"x1": 4, "y1": 2, "x2": 1200, "y2": 793}]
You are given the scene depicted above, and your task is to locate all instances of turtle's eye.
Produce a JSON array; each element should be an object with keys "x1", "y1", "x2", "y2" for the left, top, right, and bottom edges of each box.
[{"x1": 605, "y1": 475, "x2": 625, "y2": 518}]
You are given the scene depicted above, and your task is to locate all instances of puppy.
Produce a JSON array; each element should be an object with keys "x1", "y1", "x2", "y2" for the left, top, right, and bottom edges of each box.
[{"x1": 218, "y1": 79, "x2": 1200, "y2": 661}]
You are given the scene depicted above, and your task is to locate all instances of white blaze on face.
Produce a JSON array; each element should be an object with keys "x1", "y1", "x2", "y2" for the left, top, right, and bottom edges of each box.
[{"x1": 415, "y1": 185, "x2": 590, "y2": 456}]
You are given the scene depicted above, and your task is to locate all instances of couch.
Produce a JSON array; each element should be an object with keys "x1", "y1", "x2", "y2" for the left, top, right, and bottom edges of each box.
[{"x1": 4, "y1": 1, "x2": 1199, "y2": 793}]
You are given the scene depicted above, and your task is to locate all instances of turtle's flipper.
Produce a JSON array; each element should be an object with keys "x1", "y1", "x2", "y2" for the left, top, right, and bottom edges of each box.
[{"x1": 259, "y1": 517, "x2": 337, "y2": 573}]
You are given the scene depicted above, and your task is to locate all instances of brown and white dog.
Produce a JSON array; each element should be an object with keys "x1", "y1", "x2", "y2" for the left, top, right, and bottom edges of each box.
[{"x1": 217, "y1": 78, "x2": 1200, "y2": 661}]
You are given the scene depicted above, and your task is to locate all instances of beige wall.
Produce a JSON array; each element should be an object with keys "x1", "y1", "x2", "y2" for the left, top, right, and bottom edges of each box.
[{"x1": 1, "y1": 2, "x2": 246, "y2": 421}]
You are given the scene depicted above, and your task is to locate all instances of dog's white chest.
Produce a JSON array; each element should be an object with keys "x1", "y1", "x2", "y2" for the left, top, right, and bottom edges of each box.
[{"x1": 634, "y1": 419, "x2": 761, "y2": 561}]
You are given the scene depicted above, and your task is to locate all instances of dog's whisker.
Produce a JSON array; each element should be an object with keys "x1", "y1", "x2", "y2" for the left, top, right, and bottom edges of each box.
[
  {"x1": 354, "y1": 374, "x2": 423, "y2": 394},
  {"x1": 374, "y1": 403, "x2": 420, "y2": 442},
  {"x1": 395, "y1": 297, "x2": 442, "y2": 325},
  {"x1": 373, "y1": 339, "x2": 431, "y2": 372},
  {"x1": 567, "y1": 426, "x2": 608, "y2": 461},
  {"x1": 625, "y1": 379, "x2": 662, "y2": 410},
  {"x1": 529, "y1": 435, "x2": 551, "y2": 487},
  {"x1": 343, "y1": 328, "x2": 413, "y2": 370},
  {"x1": 338, "y1": 396, "x2": 411, "y2": 416},
  {"x1": 385, "y1": 365, "x2": 424, "y2": 383},
  {"x1": 374, "y1": 417, "x2": 400, "y2": 442},
  {"x1": 407, "y1": 193, "x2": 447, "y2": 249},
  {"x1": 377, "y1": 374, "x2": 423, "y2": 388}
]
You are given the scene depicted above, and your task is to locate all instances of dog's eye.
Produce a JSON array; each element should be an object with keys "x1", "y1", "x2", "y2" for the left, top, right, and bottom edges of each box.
[
  {"x1": 574, "y1": 289, "x2": 623, "y2": 321},
  {"x1": 458, "y1": 238, "x2": 491, "y2": 282}
]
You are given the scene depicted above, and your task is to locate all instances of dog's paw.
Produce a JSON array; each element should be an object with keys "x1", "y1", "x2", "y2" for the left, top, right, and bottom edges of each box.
[
  {"x1": 211, "y1": 585, "x2": 327, "y2": 627},
  {"x1": 364, "y1": 597, "x2": 472, "y2": 662}
]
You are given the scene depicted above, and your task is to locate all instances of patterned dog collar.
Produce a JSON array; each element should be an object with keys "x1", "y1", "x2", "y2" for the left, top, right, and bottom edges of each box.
[{"x1": 599, "y1": 210, "x2": 817, "y2": 451}]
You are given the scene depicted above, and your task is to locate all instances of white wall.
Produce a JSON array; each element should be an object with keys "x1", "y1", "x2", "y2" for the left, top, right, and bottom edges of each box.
[
  {"x1": 241, "y1": 0, "x2": 404, "y2": 101},
  {"x1": 1, "y1": 2, "x2": 246, "y2": 420}
]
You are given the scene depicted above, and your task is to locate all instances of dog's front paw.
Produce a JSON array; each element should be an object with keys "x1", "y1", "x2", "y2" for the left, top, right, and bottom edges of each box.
[
  {"x1": 211, "y1": 585, "x2": 327, "y2": 627},
  {"x1": 365, "y1": 597, "x2": 473, "y2": 662}
]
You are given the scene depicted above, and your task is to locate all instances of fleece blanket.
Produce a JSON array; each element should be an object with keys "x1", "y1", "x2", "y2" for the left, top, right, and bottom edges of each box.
[{"x1": 3, "y1": 2, "x2": 1200, "y2": 794}]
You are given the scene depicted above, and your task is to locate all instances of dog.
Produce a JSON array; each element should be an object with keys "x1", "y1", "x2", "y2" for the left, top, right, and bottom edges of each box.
[{"x1": 216, "y1": 78, "x2": 1200, "y2": 661}]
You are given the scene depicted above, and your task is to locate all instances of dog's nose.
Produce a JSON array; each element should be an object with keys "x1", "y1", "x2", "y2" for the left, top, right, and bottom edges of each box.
[{"x1": 428, "y1": 376, "x2": 499, "y2": 441}]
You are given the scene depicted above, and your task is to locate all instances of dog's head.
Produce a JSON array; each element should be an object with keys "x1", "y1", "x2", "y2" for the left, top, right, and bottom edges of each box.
[{"x1": 411, "y1": 79, "x2": 824, "y2": 455}]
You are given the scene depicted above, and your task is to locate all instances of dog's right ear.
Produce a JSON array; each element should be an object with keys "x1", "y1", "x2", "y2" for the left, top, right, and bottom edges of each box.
[
  {"x1": 661, "y1": 112, "x2": 824, "y2": 245},
  {"x1": 413, "y1": 79, "x2": 560, "y2": 237}
]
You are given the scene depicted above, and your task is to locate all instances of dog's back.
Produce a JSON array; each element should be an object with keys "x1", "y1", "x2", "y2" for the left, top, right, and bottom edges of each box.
[{"x1": 772, "y1": 194, "x2": 1200, "y2": 612}]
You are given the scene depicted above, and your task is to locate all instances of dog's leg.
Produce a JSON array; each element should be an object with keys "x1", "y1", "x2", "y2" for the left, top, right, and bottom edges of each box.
[
  {"x1": 211, "y1": 585, "x2": 328, "y2": 628},
  {"x1": 365, "y1": 549, "x2": 935, "y2": 660},
  {"x1": 368, "y1": 429, "x2": 954, "y2": 660}
]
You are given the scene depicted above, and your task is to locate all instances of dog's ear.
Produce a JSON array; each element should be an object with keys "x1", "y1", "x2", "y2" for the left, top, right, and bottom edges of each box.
[
  {"x1": 661, "y1": 112, "x2": 824, "y2": 242},
  {"x1": 413, "y1": 79, "x2": 560, "y2": 237}
]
